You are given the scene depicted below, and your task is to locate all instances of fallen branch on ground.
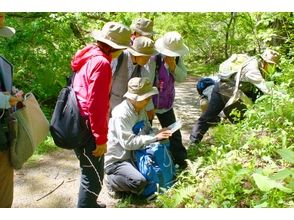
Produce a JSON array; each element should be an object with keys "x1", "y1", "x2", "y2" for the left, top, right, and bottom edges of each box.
[{"x1": 36, "y1": 180, "x2": 64, "y2": 201}]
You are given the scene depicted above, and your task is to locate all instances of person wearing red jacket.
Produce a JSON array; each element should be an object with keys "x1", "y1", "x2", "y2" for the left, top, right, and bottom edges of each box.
[{"x1": 71, "y1": 22, "x2": 131, "y2": 208}]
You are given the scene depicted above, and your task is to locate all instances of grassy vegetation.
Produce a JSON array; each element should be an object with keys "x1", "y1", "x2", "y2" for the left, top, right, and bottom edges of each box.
[
  {"x1": 28, "y1": 136, "x2": 58, "y2": 165},
  {"x1": 154, "y1": 80, "x2": 294, "y2": 208},
  {"x1": 112, "y1": 67, "x2": 294, "y2": 208}
]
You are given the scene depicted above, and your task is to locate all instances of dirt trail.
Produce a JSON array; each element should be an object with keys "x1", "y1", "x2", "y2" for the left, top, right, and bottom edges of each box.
[{"x1": 12, "y1": 75, "x2": 200, "y2": 208}]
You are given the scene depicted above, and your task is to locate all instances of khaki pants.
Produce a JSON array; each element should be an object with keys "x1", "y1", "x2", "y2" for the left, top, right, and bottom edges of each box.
[{"x1": 0, "y1": 150, "x2": 13, "y2": 208}]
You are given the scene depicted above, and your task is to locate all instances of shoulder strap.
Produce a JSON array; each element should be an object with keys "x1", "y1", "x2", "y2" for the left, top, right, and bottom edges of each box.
[
  {"x1": 175, "y1": 56, "x2": 180, "y2": 65},
  {"x1": 130, "y1": 65, "x2": 142, "y2": 79},
  {"x1": 225, "y1": 57, "x2": 255, "y2": 108},
  {"x1": 66, "y1": 72, "x2": 76, "y2": 87},
  {"x1": 113, "y1": 52, "x2": 124, "y2": 80},
  {"x1": 153, "y1": 54, "x2": 162, "y2": 85}
]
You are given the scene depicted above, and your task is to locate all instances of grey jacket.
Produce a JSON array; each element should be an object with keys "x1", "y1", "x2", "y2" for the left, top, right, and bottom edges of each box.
[
  {"x1": 104, "y1": 99, "x2": 157, "y2": 169},
  {"x1": 110, "y1": 51, "x2": 155, "y2": 113}
]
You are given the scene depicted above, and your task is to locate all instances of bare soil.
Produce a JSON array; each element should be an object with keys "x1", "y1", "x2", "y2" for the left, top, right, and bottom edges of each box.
[{"x1": 12, "y1": 75, "x2": 200, "y2": 208}]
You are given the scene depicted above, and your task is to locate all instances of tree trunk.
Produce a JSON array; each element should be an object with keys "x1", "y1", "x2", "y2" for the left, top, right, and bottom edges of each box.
[{"x1": 224, "y1": 12, "x2": 237, "y2": 59}]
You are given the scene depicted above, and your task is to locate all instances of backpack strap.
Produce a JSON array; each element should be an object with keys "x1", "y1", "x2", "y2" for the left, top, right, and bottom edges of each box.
[
  {"x1": 130, "y1": 65, "x2": 142, "y2": 79},
  {"x1": 175, "y1": 56, "x2": 180, "y2": 65},
  {"x1": 66, "y1": 72, "x2": 76, "y2": 87},
  {"x1": 153, "y1": 54, "x2": 162, "y2": 85},
  {"x1": 112, "y1": 52, "x2": 124, "y2": 80},
  {"x1": 225, "y1": 57, "x2": 255, "y2": 108}
]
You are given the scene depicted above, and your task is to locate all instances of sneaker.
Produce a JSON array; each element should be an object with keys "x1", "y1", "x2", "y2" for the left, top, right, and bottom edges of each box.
[
  {"x1": 107, "y1": 190, "x2": 125, "y2": 199},
  {"x1": 96, "y1": 202, "x2": 106, "y2": 208}
]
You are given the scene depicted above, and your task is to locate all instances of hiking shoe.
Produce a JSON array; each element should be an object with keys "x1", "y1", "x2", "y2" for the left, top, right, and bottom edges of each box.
[
  {"x1": 107, "y1": 190, "x2": 125, "y2": 199},
  {"x1": 96, "y1": 202, "x2": 106, "y2": 208}
]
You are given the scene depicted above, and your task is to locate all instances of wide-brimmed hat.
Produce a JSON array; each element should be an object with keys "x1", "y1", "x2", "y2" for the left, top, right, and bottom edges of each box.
[
  {"x1": 155, "y1": 31, "x2": 189, "y2": 57},
  {"x1": 0, "y1": 13, "x2": 15, "y2": 38},
  {"x1": 92, "y1": 22, "x2": 131, "y2": 50},
  {"x1": 130, "y1": 18, "x2": 155, "y2": 37},
  {"x1": 127, "y1": 36, "x2": 157, "y2": 56},
  {"x1": 261, "y1": 48, "x2": 280, "y2": 64},
  {"x1": 124, "y1": 77, "x2": 158, "y2": 101}
]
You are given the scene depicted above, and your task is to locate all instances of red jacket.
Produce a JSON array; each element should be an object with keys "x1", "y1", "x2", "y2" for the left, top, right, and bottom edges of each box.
[{"x1": 71, "y1": 44, "x2": 112, "y2": 145}]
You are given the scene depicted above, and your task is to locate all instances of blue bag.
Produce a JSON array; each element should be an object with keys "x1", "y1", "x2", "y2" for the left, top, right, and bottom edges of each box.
[{"x1": 133, "y1": 141, "x2": 176, "y2": 197}]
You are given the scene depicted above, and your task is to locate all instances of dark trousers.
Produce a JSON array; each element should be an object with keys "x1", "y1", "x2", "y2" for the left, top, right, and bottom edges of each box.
[
  {"x1": 105, "y1": 161, "x2": 147, "y2": 194},
  {"x1": 156, "y1": 108, "x2": 187, "y2": 167},
  {"x1": 74, "y1": 137, "x2": 104, "y2": 208},
  {"x1": 190, "y1": 82, "x2": 228, "y2": 143}
]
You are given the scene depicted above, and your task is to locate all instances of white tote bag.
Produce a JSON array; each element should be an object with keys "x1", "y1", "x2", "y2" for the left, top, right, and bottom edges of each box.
[{"x1": 10, "y1": 92, "x2": 49, "y2": 169}]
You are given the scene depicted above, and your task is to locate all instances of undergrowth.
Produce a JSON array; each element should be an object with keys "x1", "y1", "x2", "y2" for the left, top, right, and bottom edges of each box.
[{"x1": 155, "y1": 81, "x2": 294, "y2": 208}]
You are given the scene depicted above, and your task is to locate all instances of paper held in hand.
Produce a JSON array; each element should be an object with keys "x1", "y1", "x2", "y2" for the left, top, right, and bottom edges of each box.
[{"x1": 167, "y1": 120, "x2": 182, "y2": 134}]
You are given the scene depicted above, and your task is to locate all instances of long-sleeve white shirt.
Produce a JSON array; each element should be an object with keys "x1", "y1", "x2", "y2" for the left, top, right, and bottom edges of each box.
[{"x1": 104, "y1": 99, "x2": 157, "y2": 168}]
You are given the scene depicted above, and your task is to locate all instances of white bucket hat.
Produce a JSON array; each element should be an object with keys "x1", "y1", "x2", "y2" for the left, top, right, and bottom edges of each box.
[
  {"x1": 155, "y1": 31, "x2": 189, "y2": 57},
  {"x1": 127, "y1": 36, "x2": 157, "y2": 56},
  {"x1": 0, "y1": 13, "x2": 15, "y2": 38},
  {"x1": 261, "y1": 48, "x2": 280, "y2": 64},
  {"x1": 91, "y1": 22, "x2": 131, "y2": 50},
  {"x1": 124, "y1": 77, "x2": 158, "y2": 101}
]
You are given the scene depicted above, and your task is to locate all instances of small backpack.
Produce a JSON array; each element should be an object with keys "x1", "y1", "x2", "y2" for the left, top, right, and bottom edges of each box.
[
  {"x1": 50, "y1": 73, "x2": 91, "y2": 149},
  {"x1": 132, "y1": 141, "x2": 176, "y2": 198},
  {"x1": 131, "y1": 120, "x2": 176, "y2": 198}
]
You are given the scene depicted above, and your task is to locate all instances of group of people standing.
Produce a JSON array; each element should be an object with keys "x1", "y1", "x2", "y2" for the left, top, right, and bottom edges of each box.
[
  {"x1": 1, "y1": 14, "x2": 280, "y2": 208},
  {"x1": 70, "y1": 17, "x2": 189, "y2": 207}
]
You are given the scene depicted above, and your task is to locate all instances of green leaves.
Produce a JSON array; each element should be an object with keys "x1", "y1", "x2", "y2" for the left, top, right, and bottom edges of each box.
[
  {"x1": 252, "y1": 173, "x2": 292, "y2": 193},
  {"x1": 276, "y1": 148, "x2": 294, "y2": 164}
]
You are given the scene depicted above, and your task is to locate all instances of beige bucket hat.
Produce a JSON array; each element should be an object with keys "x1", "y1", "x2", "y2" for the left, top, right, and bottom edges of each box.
[
  {"x1": 261, "y1": 48, "x2": 280, "y2": 64},
  {"x1": 155, "y1": 31, "x2": 189, "y2": 57},
  {"x1": 92, "y1": 22, "x2": 131, "y2": 49},
  {"x1": 127, "y1": 36, "x2": 157, "y2": 56},
  {"x1": 0, "y1": 13, "x2": 16, "y2": 38},
  {"x1": 124, "y1": 77, "x2": 158, "y2": 102},
  {"x1": 130, "y1": 18, "x2": 155, "y2": 37}
]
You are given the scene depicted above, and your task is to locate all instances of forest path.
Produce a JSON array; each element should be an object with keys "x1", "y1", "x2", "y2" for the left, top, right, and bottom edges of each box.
[{"x1": 13, "y1": 75, "x2": 200, "y2": 208}]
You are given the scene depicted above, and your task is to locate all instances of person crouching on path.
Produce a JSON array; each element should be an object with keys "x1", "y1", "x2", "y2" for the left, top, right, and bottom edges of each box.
[
  {"x1": 189, "y1": 49, "x2": 280, "y2": 144},
  {"x1": 71, "y1": 22, "x2": 131, "y2": 208},
  {"x1": 104, "y1": 77, "x2": 172, "y2": 197}
]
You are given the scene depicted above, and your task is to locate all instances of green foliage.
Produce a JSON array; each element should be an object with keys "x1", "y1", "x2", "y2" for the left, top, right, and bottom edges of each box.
[
  {"x1": 252, "y1": 173, "x2": 292, "y2": 193},
  {"x1": 27, "y1": 136, "x2": 58, "y2": 166},
  {"x1": 156, "y1": 65, "x2": 294, "y2": 208},
  {"x1": 34, "y1": 136, "x2": 58, "y2": 155},
  {"x1": 1, "y1": 12, "x2": 293, "y2": 207}
]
